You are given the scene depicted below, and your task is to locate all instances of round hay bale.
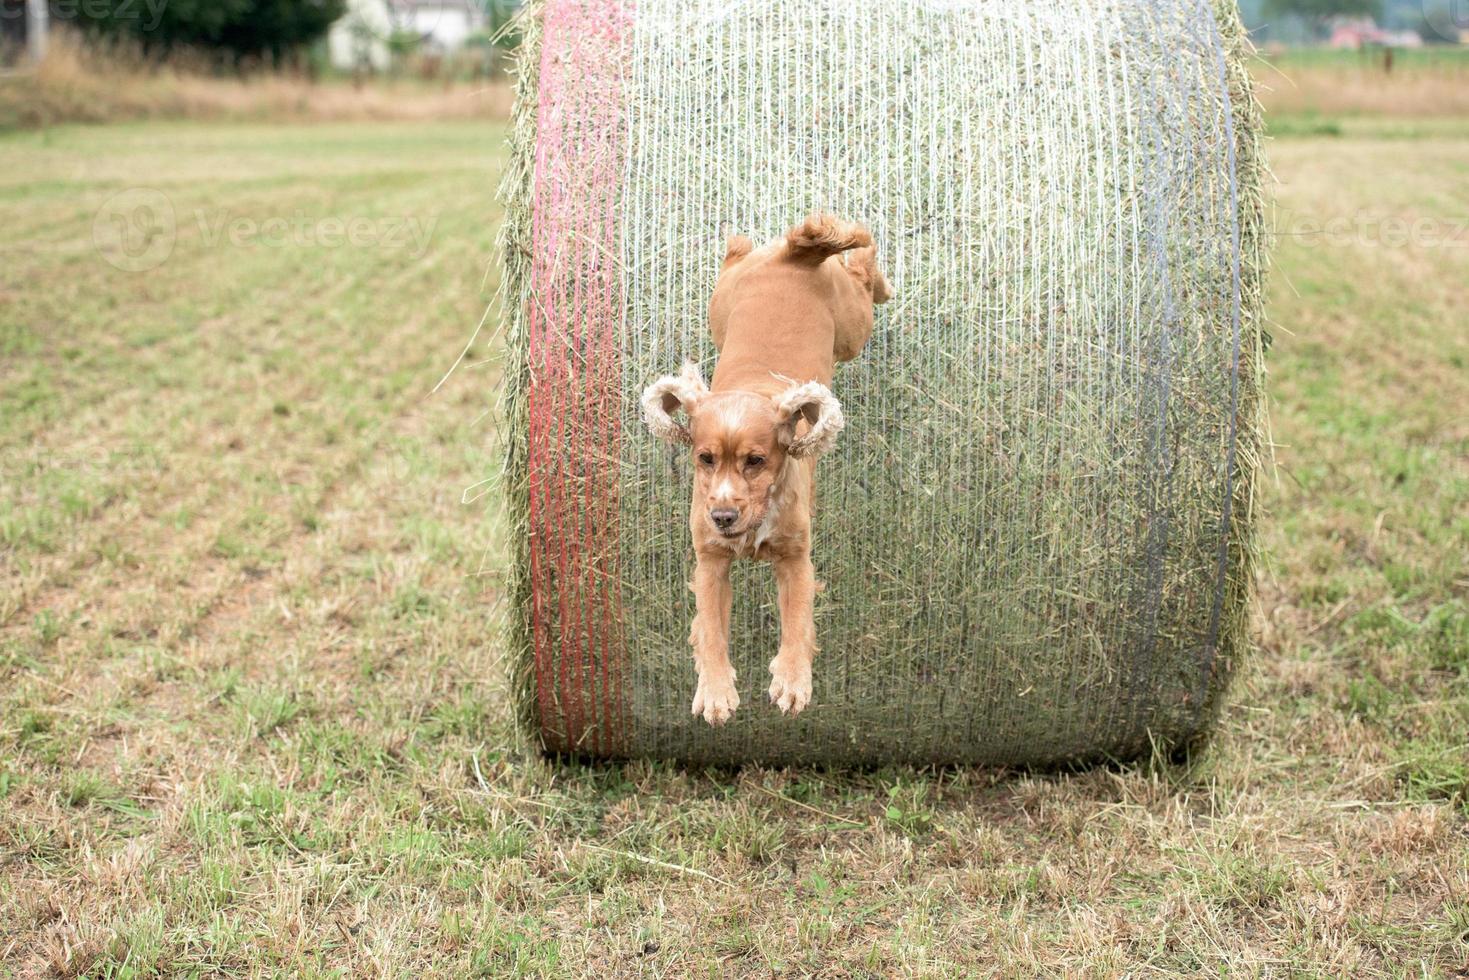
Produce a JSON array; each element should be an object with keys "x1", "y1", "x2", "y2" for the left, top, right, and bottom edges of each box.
[{"x1": 498, "y1": 0, "x2": 1266, "y2": 766}]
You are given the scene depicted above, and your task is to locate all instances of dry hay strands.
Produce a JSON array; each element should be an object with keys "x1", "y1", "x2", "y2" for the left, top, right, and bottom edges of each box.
[{"x1": 496, "y1": 0, "x2": 1268, "y2": 767}]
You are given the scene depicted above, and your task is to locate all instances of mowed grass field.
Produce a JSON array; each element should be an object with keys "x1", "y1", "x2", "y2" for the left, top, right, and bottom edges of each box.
[{"x1": 1, "y1": 112, "x2": 1467, "y2": 976}]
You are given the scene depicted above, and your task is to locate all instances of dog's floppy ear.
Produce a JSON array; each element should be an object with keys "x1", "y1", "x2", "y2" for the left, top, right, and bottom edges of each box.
[
  {"x1": 773, "y1": 380, "x2": 844, "y2": 459},
  {"x1": 640, "y1": 361, "x2": 708, "y2": 446}
]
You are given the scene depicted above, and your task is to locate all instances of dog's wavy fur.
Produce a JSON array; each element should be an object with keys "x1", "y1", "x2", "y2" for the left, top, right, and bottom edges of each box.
[
  {"x1": 640, "y1": 360, "x2": 708, "y2": 446},
  {"x1": 641, "y1": 214, "x2": 889, "y2": 725}
]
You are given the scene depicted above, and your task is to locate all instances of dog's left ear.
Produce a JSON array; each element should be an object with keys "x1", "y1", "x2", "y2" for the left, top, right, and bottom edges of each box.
[
  {"x1": 640, "y1": 361, "x2": 709, "y2": 446},
  {"x1": 773, "y1": 381, "x2": 844, "y2": 459}
]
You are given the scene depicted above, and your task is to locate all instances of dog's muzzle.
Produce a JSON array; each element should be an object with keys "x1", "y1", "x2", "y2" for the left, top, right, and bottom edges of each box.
[{"x1": 710, "y1": 508, "x2": 739, "y2": 534}]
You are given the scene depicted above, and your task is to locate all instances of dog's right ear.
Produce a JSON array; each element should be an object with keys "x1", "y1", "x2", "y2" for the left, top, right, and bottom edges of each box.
[
  {"x1": 773, "y1": 380, "x2": 844, "y2": 459},
  {"x1": 640, "y1": 361, "x2": 708, "y2": 446}
]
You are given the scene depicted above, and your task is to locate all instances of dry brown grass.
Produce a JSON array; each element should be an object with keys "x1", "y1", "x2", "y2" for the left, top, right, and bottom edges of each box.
[
  {"x1": 0, "y1": 115, "x2": 1464, "y2": 975},
  {"x1": 1254, "y1": 49, "x2": 1469, "y2": 118},
  {"x1": 0, "y1": 31, "x2": 510, "y2": 130}
]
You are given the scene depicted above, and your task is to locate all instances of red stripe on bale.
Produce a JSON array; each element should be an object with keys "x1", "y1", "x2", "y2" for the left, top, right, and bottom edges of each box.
[{"x1": 527, "y1": 0, "x2": 632, "y2": 755}]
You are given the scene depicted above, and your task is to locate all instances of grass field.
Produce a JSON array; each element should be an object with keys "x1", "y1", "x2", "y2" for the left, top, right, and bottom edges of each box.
[
  {"x1": 1, "y1": 114, "x2": 1467, "y2": 976},
  {"x1": 0, "y1": 35, "x2": 510, "y2": 131},
  {"x1": 1258, "y1": 46, "x2": 1469, "y2": 72},
  {"x1": 1253, "y1": 47, "x2": 1469, "y2": 118}
]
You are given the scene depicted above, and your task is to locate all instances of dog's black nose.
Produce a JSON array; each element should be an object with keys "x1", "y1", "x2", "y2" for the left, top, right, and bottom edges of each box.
[{"x1": 710, "y1": 509, "x2": 738, "y2": 531}]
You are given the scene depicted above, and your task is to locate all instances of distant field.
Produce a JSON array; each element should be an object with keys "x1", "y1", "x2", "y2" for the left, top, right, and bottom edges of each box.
[
  {"x1": 1254, "y1": 46, "x2": 1469, "y2": 117},
  {"x1": 1, "y1": 118, "x2": 1466, "y2": 975},
  {"x1": 4, "y1": 33, "x2": 1468, "y2": 130},
  {"x1": 1259, "y1": 45, "x2": 1469, "y2": 72},
  {"x1": 0, "y1": 36, "x2": 510, "y2": 130}
]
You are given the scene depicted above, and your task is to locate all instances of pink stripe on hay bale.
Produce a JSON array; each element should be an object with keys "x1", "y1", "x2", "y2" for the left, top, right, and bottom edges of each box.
[{"x1": 527, "y1": 0, "x2": 632, "y2": 755}]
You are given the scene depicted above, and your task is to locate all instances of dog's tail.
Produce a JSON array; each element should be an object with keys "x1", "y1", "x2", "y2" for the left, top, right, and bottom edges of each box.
[{"x1": 783, "y1": 213, "x2": 874, "y2": 266}]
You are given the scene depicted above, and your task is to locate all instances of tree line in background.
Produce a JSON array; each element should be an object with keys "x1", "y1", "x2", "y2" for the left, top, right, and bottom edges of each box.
[
  {"x1": 37, "y1": 0, "x2": 1462, "y2": 64},
  {"x1": 47, "y1": 0, "x2": 523, "y2": 67},
  {"x1": 52, "y1": 0, "x2": 345, "y2": 62}
]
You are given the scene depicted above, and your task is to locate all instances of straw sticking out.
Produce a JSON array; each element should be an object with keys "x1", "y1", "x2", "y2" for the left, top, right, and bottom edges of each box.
[{"x1": 500, "y1": 0, "x2": 1267, "y2": 766}]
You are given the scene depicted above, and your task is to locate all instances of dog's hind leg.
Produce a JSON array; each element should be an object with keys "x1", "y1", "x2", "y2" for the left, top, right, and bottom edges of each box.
[
  {"x1": 846, "y1": 245, "x2": 892, "y2": 304},
  {"x1": 833, "y1": 246, "x2": 891, "y2": 362},
  {"x1": 722, "y1": 234, "x2": 753, "y2": 269},
  {"x1": 768, "y1": 554, "x2": 817, "y2": 716},
  {"x1": 689, "y1": 549, "x2": 739, "y2": 726}
]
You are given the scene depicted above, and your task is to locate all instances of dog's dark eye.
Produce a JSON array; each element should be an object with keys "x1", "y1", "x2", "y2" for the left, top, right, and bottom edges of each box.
[
  {"x1": 746, "y1": 455, "x2": 765, "y2": 469},
  {"x1": 698, "y1": 451, "x2": 715, "y2": 466}
]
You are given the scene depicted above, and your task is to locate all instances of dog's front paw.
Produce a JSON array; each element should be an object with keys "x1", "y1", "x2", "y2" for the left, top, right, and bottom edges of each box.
[
  {"x1": 767, "y1": 656, "x2": 812, "y2": 716},
  {"x1": 692, "y1": 671, "x2": 740, "y2": 726}
]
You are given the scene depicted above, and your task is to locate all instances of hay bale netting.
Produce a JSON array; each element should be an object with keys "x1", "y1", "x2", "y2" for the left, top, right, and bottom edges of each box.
[{"x1": 498, "y1": 0, "x2": 1266, "y2": 766}]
